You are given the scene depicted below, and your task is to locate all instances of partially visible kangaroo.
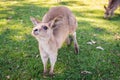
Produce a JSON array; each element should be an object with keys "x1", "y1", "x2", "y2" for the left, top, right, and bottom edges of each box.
[
  {"x1": 104, "y1": 0, "x2": 120, "y2": 19},
  {"x1": 30, "y1": 6, "x2": 79, "y2": 76}
]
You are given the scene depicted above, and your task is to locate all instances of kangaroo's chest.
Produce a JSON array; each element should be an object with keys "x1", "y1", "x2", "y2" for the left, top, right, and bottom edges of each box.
[{"x1": 39, "y1": 40, "x2": 57, "y2": 54}]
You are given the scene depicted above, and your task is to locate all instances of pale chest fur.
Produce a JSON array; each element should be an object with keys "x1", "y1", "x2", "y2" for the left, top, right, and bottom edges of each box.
[{"x1": 38, "y1": 39, "x2": 58, "y2": 54}]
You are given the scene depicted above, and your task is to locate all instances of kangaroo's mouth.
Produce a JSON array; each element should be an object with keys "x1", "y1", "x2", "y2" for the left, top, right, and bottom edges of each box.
[
  {"x1": 34, "y1": 31, "x2": 39, "y2": 35},
  {"x1": 32, "y1": 31, "x2": 39, "y2": 36}
]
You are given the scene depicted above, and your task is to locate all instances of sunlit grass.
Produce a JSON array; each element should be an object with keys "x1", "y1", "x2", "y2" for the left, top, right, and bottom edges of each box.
[{"x1": 0, "y1": 0, "x2": 120, "y2": 80}]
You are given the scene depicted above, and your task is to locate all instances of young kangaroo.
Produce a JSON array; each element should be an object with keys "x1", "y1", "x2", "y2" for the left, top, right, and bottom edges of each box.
[
  {"x1": 104, "y1": 0, "x2": 120, "y2": 19},
  {"x1": 30, "y1": 6, "x2": 79, "y2": 76}
]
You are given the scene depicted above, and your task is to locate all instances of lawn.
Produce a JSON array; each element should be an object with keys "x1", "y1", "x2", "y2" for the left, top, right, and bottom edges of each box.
[{"x1": 0, "y1": 0, "x2": 120, "y2": 80}]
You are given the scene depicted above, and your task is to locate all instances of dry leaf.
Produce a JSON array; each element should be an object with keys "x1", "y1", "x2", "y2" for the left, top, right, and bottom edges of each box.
[
  {"x1": 87, "y1": 39, "x2": 96, "y2": 45},
  {"x1": 81, "y1": 71, "x2": 92, "y2": 74},
  {"x1": 36, "y1": 54, "x2": 39, "y2": 58},
  {"x1": 91, "y1": 40, "x2": 96, "y2": 44},
  {"x1": 87, "y1": 42, "x2": 93, "y2": 45},
  {"x1": 6, "y1": 75, "x2": 10, "y2": 79},
  {"x1": 96, "y1": 46, "x2": 104, "y2": 50},
  {"x1": 114, "y1": 33, "x2": 120, "y2": 40}
]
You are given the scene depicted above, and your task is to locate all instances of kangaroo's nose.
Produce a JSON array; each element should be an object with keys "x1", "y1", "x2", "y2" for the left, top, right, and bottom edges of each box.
[
  {"x1": 33, "y1": 29, "x2": 39, "y2": 35},
  {"x1": 34, "y1": 29, "x2": 38, "y2": 32}
]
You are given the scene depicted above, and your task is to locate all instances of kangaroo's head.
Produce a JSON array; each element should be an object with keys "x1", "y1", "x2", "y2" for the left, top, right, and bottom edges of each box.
[
  {"x1": 104, "y1": 5, "x2": 113, "y2": 19},
  {"x1": 30, "y1": 17, "x2": 57, "y2": 40}
]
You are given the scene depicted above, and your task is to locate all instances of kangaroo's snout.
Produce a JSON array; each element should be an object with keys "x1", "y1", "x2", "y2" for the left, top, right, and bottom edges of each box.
[
  {"x1": 33, "y1": 28, "x2": 39, "y2": 35},
  {"x1": 34, "y1": 29, "x2": 38, "y2": 32}
]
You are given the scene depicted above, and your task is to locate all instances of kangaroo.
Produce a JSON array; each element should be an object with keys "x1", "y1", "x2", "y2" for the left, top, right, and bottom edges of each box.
[
  {"x1": 104, "y1": 0, "x2": 120, "y2": 19},
  {"x1": 30, "y1": 6, "x2": 79, "y2": 76}
]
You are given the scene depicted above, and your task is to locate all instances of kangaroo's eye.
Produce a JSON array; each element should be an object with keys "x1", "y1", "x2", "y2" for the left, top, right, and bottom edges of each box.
[{"x1": 42, "y1": 26, "x2": 48, "y2": 30}]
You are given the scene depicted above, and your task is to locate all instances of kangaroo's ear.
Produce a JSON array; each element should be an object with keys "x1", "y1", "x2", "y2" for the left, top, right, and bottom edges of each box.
[
  {"x1": 104, "y1": 5, "x2": 107, "y2": 10},
  {"x1": 48, "y1": 15, "x2": 63, "y2": 28},
  {"x1": 48, "y1": 19, "x2": 55, "y2": 28},
  {"x1": 30, "y1": 16, "x2": 41, "y2": 26}
]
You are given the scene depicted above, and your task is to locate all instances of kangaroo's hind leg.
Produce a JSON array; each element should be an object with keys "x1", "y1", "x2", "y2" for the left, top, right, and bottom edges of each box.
[{"x1": 72, "y1": 32, "x2": 79, "y2": 54}]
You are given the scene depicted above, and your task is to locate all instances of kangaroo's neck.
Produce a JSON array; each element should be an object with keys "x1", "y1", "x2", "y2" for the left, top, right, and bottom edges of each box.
[{"x1": 38, "y1": 34, "x2": 59, "y2": 51}]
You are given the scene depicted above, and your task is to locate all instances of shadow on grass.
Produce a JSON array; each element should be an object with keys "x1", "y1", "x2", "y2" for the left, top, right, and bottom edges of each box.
[
  {"x1": 81, "y1": 9, "x2": 120, "y2": 21},
  {"x1": 59, "y1": 0, "x2": 88, "y2": 6},
  {"x1": 74, "y1": 9, "x2": 105, "y2": 19},
  {"x1": 0, "y1": 2, "x2": 49, "y2": 26},
  {"x1": 107, "y1": 13, "x2": 120, "y2": 21},
  {"x1": 0, "y1": 28, "x2": 43, "y2": 79},
  {"x1": 0, "y1": 2, "x2": 49, "y2": 79}
]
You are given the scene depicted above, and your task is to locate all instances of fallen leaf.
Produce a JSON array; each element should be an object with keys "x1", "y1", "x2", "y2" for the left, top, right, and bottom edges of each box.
[
  {"x1": 36, "y1": 54, "x2": 39, "y2": 58},
  {"x1": 93, "y1": 34, "x2": 97, "y2": 37},
  {"x1": 87, "y1": 39, "x2": 96, "y2": 45},
  {"x1": 6, "y1": 75, "x2": 10, "y2": 79},
  {"x1": 114, "y1": 33, "x2": 120, "y2": 40},
  {"x1": 96, "y1": 46, "x2": 104, "y2": 50},
  {"x1": 91, "y1": 40, "x2": 96, "y2": 44},
  {"x1": 81, "y1": 71, "x2": 92, "y2": 74},
  {"x1": 87, "y1": 42, "x2": 93, "y2": 45}
]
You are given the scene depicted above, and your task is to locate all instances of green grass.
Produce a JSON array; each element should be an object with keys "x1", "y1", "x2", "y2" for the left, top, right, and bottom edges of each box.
[{"x1": 0, "y1": 0, "x2": 120, "y2": 80}]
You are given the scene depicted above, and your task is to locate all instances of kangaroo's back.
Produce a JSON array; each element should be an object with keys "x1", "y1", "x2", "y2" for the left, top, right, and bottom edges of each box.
[
  {"x1": 108, "y1": 0, "x2": 120, "y2": 9},
  {"x1": 42, "y1": 6, "x2": 74, "y2": 23},
  {"x1": 42, "y1": 6, "x2": 77, "y2": 34},
  {"x1": 42, "y1": 6, "x2": 77, "y2": 48}
]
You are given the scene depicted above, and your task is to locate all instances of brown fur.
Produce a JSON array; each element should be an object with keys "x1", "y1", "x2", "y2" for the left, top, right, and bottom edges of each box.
[
  {"x1": 42, "y1": 6, "x2": 78, "y2": 48},
  {"x1": 104, "y1": 0, "x2": 120, "y2": 19},
  {"x1": 30, "y1": 6, "x2": 79, "y2": 76}
]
